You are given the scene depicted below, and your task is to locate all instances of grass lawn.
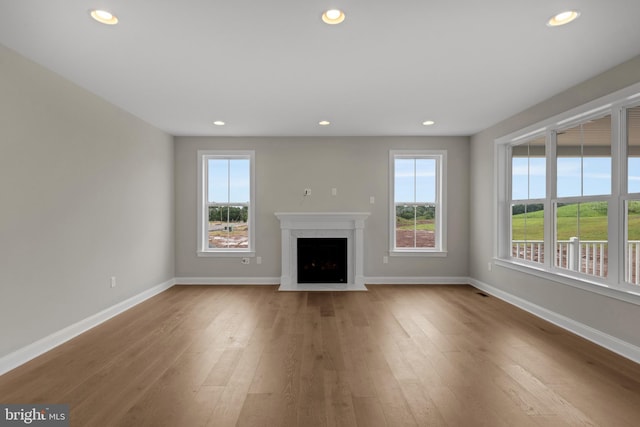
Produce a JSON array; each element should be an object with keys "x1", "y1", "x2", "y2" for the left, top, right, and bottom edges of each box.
[
  {"x1": 512, "y1": 201, "x2": 640, "y2": 241},
  {"x1": 397, "y1": 217, "x2": 435, "y2": 231}
]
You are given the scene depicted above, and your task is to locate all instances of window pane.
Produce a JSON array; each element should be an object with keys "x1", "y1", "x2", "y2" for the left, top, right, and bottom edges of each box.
[
  {"x1": 395, "y1": 158, "x2": 415, "y2": 202},
  {"x1": 556, "y1": 157, "x2": 582, "y2": 198},
  {"x1": 229, "y1": 159, "x2": 250, "y2": 203},
  {"x1": 555, "y1": 202, "x2": 608, "y2": 277},
  {"x1": 529, "y1": 156, "x2": 546, "y2": 199},
  {"x1": 511, "y1": 203, "x2": 544, "y2": 263},
  {"x1": 208, "y1": 205, "x2": 249, "y2": 249},
  {"x1": 511, "y1": 156, "x2": 529, "y2": 200},
  {"x1": 208, "y1": 159, "x2": 229, "y2": 203},
  {"x1": 395, "y1": 204, "x2": 436, "y2": 249},
  {"x1": 629, "y1": 106, "x2": 640, "y2": 193},
  {"x1": 511, "y1": 137, "x2": 546, "y2": 200},
  {"x1": 415, "y1": 158, "x2": 436, "y2": 203},
  {"x1": 583, "y1": 157, "x2": 611, "y2": 196},
  {"x1": 557, "y1": 116, "x2": 611, "y2": 198},
  {"x1": 627, "y1": 201, "x2": 640, "y2": 285}
]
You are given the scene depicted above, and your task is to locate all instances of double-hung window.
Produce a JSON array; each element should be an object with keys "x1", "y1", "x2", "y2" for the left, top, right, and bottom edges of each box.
[
  {"x1": 626, "y1": 106, "x2": 640, "y2": 284},
  {"x1": 496, "y1": 82, "x2": 640, "y2": 297},
  {"x1": 197, "y1": 150, "x2": 255, "y2": 256},
  {"x1": 390, "y1": 150, "x2": 446, "y2": 255},
  {"x1": 511, "y1": 136, "x2": 546, "y2": 264}
]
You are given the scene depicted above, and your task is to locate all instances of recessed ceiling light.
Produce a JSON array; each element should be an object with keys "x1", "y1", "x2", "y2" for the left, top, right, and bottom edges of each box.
[
  {"x1": 422, "y1": 120, "x2": 435, "y2": 126},
  {"x1": 322, "y1": 9, "x2": 345, "y2": 25},
  {"x1": 319, "y1": 120, "x2": 331, "y2": 126},
  {"x1": 547, "y1": 10, "x2": 580, "y2": 27},
  {"x1": 213, "y1": 121, "x2": 225, "y2": 126},
  {"x1": 90, "y1": 9, "x2": 119, "y2": 25}
]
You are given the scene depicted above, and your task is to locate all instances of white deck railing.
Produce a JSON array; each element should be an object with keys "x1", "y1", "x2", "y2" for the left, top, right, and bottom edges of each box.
[{"x1": 511, "y1": 239, "x2": 640, "y2": 285}]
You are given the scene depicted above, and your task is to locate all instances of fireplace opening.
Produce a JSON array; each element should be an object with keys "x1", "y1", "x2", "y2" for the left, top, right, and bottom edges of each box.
[{"x1": 297, "y1": 238, "x2": 347, "y2": 283}]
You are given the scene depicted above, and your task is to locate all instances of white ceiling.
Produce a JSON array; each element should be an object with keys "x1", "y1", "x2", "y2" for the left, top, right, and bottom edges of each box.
[{"x1": 1, "y1": 0, "x2": 640, "y2": 137}]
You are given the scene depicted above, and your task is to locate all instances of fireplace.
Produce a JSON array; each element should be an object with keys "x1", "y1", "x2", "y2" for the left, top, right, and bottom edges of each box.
[
  {"x1": 275, "y1": 212, "x2": 370, "y2": 291},
  {"x1": 297, "y1": 238, "x2": 348, "y2": 283}
]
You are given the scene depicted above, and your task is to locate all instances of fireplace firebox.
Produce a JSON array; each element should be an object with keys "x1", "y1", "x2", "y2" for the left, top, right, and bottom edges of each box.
[{"x1": 297, "y1": 238, "x2": 347, "y2": 283}]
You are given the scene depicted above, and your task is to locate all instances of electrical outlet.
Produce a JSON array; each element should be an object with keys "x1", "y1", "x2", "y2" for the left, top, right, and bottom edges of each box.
[
  {"x1": 110, "y1": 276, "x2": 117, "y2": 288},
  {"x1": 487, "y1": 262, "x2": 492, "y2": 272},
  {"x1": 370, "y1": 196, "x2": 375, "y2": 204},
  {"x1": 241, "y1": 258, "x2": 250, "y2": 265},
  {"x1": 383, "y1": 256, "x2": 388, "y2": 264},
  {"x1": 331, "y1": 188, "x2": 337, "y2": 196},
  {"x1": 256, "y1": 256, "x2": 262, "y2": 264}
]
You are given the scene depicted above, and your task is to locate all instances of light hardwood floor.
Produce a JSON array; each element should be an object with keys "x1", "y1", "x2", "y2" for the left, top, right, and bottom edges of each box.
[{"x1": 1, "y1": 285, "x2": 640, "y2": 426}]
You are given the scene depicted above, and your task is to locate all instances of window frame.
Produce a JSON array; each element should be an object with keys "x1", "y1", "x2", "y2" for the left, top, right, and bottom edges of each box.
[
  {"x1": 494, "y1": 81, "x2": 640, "y2": 304},
  {"x1": 389, "y1": 150, "x2": 447, "y2": 257},
  {"x1": 197, "y1": 150, "x2": 255, "y2": 257}
]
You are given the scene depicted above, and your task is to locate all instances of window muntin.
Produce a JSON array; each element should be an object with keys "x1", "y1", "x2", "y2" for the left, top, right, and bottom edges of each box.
[
  {"x1": 391, "y1": 151, "x2": 445, "y2": 254},
  {"x1": 198, "y1": 151, "x2": 254, "y2": 255}
]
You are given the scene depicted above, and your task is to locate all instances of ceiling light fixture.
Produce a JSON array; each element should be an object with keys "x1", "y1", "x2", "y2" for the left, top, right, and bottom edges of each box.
[
  {"x1": 422, "y1": 120, "x2": 435, "y2": 126},
  {"x1": 319, "y1": 120, "x2": 331, "y2": 126},
  {"x1": 547, "y1": 10, "x2": 580, "y2": 27},
  {"x1": 213, "y1": 121, "x2": 225, "y2": 126},
  {"x1": 322, "y1": 9, "x2": 345, "y2": 25},
  {"x1": 90, "y1": 9, "x2": 119, "y2": 25}
]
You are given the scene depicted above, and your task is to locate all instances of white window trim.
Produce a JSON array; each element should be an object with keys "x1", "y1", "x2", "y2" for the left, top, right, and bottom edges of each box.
[
  {"x1": 389, "y1": 150, "x2": 447, "y2": 256},
  {"x1": 197, "y1": 150, "x2": 255, "y2": 257},
  {"x1": 494, "y1": 81, "x2": 640, "y2": 305}
]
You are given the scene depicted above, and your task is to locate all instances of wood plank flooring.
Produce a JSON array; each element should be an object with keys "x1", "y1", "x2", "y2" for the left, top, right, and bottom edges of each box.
[{"x1": 1, "y1": 285, "x2": 640, "y2": 426}]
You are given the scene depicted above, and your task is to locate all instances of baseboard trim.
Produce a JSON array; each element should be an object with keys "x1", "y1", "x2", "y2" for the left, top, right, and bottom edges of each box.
[
  {"x1": 174, "y1": 277, "x2": 280, "y2": 285},
  {"x1": 469, "y1": 278, "x2": 640, "y2": 365},
  {"x1": 0, "y1": 278, "x2": 176, "y2": 376},
  {"x1": 365, "y1": 276, "x2": 470, "y2": 285}
]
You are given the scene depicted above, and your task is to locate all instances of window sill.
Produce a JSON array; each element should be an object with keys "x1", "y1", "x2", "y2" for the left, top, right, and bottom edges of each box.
[
  {"x1": 390, "y1": 250, "x2": 447, "y2": 257},
  {"x1": 493, "y1": 258, "x2": 640, "y2": 307},
  {"x1": 197, "y1": 251, "x2": 255, "y2": 258}
]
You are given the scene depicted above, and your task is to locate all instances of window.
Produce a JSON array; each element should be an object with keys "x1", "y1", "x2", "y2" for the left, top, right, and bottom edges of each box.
[
  {"x1": 554, "y1": 115, "x2": 611, "y2": 278},
  {"x1": 626, "y1": 106, "x2": 640, "y2": 284},
  {"x1": 511, "y1": 136, "x2": 546, "y2": 264},
  {"x1": 390, "y1": 150, "x2": 446, "y2": 255},
  {"x1": 496, "y1": 83, "x2": 640, "y2": 298},
  {"x1": 197, "y1": 150, "x2": 255, "y2": 256}
]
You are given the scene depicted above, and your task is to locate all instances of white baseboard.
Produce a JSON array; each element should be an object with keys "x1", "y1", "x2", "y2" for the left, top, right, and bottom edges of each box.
[
  {"x1": 0, "y1": 278, "x2": 176, "y2": 376},
  {"x1": 469, "y1": 278, "x2": 640, "y2": 365},
  {"x1": 365, "y1": 276, "x2": 470, "y2": 285},
  {"x1": 174, "y1": 277, "x2": 280, "y2": 285}
]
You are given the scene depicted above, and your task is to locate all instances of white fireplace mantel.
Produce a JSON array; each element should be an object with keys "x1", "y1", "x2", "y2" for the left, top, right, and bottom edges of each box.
[{"x1": 274, "y1": 212, "x2": 370, "y2": 291}]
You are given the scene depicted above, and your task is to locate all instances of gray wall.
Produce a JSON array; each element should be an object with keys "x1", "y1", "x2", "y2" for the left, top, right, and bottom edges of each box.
[
  {"x1": 175, "y1": 136, "x2": 469, "y2": 279},
  {"x1": 0, "y1": 45, "x2": 175, "y2": 358},
  {"x1": 470, "y1": 55, "x2": 640, "y2": 347}
]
